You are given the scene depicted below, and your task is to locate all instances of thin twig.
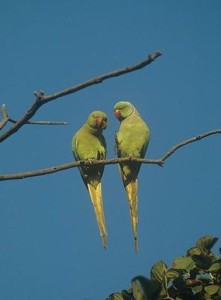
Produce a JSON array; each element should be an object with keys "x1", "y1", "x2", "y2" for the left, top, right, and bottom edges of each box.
[
  {"x1": 0, "y1": 51, "x2": 162, "y2": 143},
  {"x1": 0, "y1": 104, "x2": 9, "y2": 130},
  {"x1": 160, "y1": 129, "x2": 221, "y2": 161},
  {"x1": 0, "y1": 104, "x2": 67, "y2": 129},
  {"x1": 0, "y1": 128, "x2": 220, "y2": 181},
  {"x1": 8, "y1": 118, "x2": 68, "y2": 125}
]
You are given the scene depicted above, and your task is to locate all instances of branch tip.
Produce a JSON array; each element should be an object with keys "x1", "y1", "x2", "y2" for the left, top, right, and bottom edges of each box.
[
  {"x1": 34, "y1": 90, "x2": 45, "y2": 99},
  {"x1": 148, "y1": 50, "x2": 162, "y2": 60},
  {"x1": 0, "y1": 103, "x2": 9, "y2": 130},
  {"x1": 1, "y1": 104, "x2": 8, "y2": 118}
]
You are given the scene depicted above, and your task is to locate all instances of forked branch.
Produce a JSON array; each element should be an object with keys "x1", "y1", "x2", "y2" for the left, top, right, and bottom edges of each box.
[
  {"x1": 0, "y1": 104, "x2": 67, "y2": 129},
  {"x1": 0, "y1": 51, "x2": 161, "y2": 143}
]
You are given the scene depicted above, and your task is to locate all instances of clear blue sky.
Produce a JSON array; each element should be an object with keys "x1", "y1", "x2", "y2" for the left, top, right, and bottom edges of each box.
[{"x1": 1, "y1": 1, "x2": 221, "y2": 299}]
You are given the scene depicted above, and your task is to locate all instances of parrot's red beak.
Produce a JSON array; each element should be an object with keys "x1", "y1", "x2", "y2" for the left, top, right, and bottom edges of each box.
[
  {"x1": 96, "y1": 117, "x2": 103, "y2": 127},
  {"x1": 114, "y1": 109, "x2": 121, "y2": 119}
]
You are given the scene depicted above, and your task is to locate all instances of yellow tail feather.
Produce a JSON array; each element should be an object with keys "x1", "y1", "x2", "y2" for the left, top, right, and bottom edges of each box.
[
  {"x1": 87, "y1": 183, "x2": 107, "y2": 248},
  {"x1": 125, "y1": 179, "x2": 138, "y2": 252}
]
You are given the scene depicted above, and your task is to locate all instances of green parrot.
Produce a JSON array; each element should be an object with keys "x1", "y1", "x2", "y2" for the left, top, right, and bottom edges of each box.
[
  {"x1": 114, "y1": 101, "x2": 150, "y2": 252},
  {"x1": 72, "y1": 111, "x2": 108, "y2": 248}
]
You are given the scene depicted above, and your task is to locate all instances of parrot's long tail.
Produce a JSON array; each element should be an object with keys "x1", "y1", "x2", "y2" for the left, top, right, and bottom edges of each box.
[
  {"x1": 87, "y1": 183, "x2": 107, "y2": 248},
  {"x1": 125, "y1": 179, "x2": 138, "y2": 253}
]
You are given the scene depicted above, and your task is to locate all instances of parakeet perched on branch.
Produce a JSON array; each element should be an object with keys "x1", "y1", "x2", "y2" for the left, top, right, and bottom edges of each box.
[
  {"x1": 114, "y1": 101, "x2": 150, "y2": 252},
  {"x1": 72, "y1": 111, "x2": 108, "y2": 248}
]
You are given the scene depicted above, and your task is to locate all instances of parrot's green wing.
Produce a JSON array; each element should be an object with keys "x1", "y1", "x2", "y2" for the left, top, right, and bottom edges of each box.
[
  {"x1": 114, "y1": 101, "x2": 150, "y2": 252},
  {"x1": 72, "y1": 111, "x2": 108, "y2": 248}
]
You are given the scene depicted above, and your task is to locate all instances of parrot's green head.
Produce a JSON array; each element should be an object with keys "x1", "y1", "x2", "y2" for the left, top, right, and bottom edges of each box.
[
  {"x1": 87, "y1": 111, "x2": 108, "y2": 131},
  {"x1": 114, "y1": 101, "x2": 135, "y2": 121}
]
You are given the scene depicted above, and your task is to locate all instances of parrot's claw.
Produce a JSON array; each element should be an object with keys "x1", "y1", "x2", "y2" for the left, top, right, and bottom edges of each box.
[
  {"x1": 88, "y1": 158, "x2": 94, "y2": 165},
  {"x1": 128, "y1": 154, "x2": 135, "y2": 161}
]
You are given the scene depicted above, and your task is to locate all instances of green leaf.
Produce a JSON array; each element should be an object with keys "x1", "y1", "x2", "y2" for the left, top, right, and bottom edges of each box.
[
  {"x1": 196, "y1": 235, "x2": 218, "y2": 252},
  {"x1": 192, "y1": 285, "x2": 203, "y2": 293},
  {"x1": 204, "y1": 292, "x2": 213, "y2": 299},
  {"x1": 208, "y1": 259, "x2": 221, "y2": 272},
  {"x1": 150, "y1": 260, "x2": 167, "y2": 282},
  {"x1": 121, "y1": 290, "x2": 133, "y2": 300},
  {"x1": 172, "y1": 256, "x2": 195, "y2": 270},
  {"x1": 131, "y1": 277, "x2": 148, "y2": 300},
  {"x1": 107, "y1": 293, "x2": 125, "y2": 300},
  {"x1": 150, "y1": 261, "x2": 168, "y2": 297},
  {"x1": 131, "y1": 276, "x2": 162, "y2": 300},
  {"x1": 187, "y1": 246, "x2": 202, "y2": 256},
  {"x1": 166, "y1": 268, "x2": 180, "y2": 280},
  {"x1": 204, "y1": 285, "x2": 220, "y2": 295},
  {"x1": 185, "y1": 278, "x2": 203, "y2": 287}
]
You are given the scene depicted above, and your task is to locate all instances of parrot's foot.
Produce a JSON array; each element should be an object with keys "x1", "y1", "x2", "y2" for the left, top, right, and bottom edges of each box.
[
  {"x1": 87, "y1": 158, "x2": 95, "y2": 165},
  {"x1": 128, "y1": 154, "x2": 136, "y2": 162}
]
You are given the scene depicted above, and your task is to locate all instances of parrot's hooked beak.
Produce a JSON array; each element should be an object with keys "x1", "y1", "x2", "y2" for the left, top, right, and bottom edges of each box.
[
  {"x1": 114, "y1": 109, "x2": 121, "y2": 119},
  {"x1": 96, "y1": 117, "x2": 103, "y2": 127}
]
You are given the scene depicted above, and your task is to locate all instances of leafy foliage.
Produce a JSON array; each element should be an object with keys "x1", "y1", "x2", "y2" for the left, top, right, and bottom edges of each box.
[{"x1": 106, "y1": 235, "x2": 221, "y2": 300}]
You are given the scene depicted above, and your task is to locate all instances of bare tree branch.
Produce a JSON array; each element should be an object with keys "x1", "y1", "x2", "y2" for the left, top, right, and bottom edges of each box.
[
  {"x1": 0, "y1": 128, "x2": 220, "y2": 181},
  {"x1": 0, "y1": 51, "x2": 162, "y2": 143},
  {"x1": 0, "y1": 158, "x2": 161, "y2": 181}
]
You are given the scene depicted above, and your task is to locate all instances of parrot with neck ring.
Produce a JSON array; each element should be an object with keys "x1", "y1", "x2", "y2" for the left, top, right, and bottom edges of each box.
[{"x1": 114, "y1": 101, "x2": 150, "y2": 252}]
